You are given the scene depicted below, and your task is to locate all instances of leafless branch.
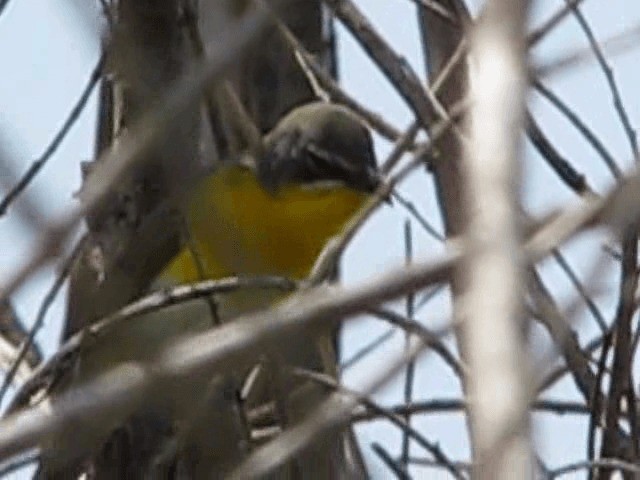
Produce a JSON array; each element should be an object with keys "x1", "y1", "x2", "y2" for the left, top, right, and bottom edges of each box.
[
  {"x1": 228, "y1": 339, "x2": 427, "y2": 479},
  {"x1": 370, "y1": 307, "x2": 465, "y2": 379},
  {"x1": 526, "y1": 112, "x2": 591, "y2": 194},
  {"x1": 565, "y1": 0, "x2": 638, "y2": 159},
  {"x1": 0, "y1": 7, "x2": 270, "y2": 304},
  {"x1": 401, "y1": 220, "x2": 416, "y2": 467},
  {"x1": 293, "y1": 368, "x2": 466, "y2": 480},
  {"x1": 372, "y1": 442, "x2": 412, "y2": 480},
  {"x1": 1, "y1": 250, "x2": 457, "y2": 462},
  {"x1": 323, "y1": 0, "x2": 446, "y2": 130},
  {"x1": 0, "y1": 302, "x2": 41, "y2": 386},
  {"x1": 528, "y1": 269, "x2": 600, "y2": 404},
  {"x1": 339, "y1": 328, "x2": 395, "y2": 371},
  {"x1": 527, "y1": 0, "x2": 586, "y2": 46},
  {"x1": 533, "y1": 79, "x2": 622, "y2": 180},
  {"x1": 461, "y1": 0, "x2": 531, "y2": 478},
  {"x1": 549, "y1": 458, "x2": 640, "y2": 479},
  {"x1": 391, "y1": 191, "x2": 445, "y2": 242},
  {"x1": 600, "y1": 230, "x2": 639, "y2": 473},
  {"x1": 535, "y1": 22, "x2": 640, "y2": 78},
  {"x1": 0, "y1": 237, "x2": 86, "y2": 404},
  {"x1": 551, "y1": 250, "x2": 608, "y2": 332},
  {"x1": 0, "y1": 450, "x2": 39, "y2": 477},
  {"x1": 0, "y1": 56, "x2": 104, "y2": 217},
  {"x1": 265, "y1": 5, "x2": 404, "y2": 143},
  {"x1": 353, "y1": 398, "x2": 590, "y2": 421}
]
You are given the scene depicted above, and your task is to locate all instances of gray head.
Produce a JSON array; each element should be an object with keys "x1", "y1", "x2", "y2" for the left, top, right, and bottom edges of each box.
[{"x1": 259, "y1": 102, "x2": 380, "y2": 193}]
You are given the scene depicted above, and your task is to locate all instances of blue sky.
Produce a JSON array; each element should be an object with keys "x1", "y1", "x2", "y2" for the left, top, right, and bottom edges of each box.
[{"x1": 1, "y1": 0, "x2": 639, "y2": 477}]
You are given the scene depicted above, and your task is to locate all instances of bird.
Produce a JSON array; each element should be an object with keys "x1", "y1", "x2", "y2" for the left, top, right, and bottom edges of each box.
[
  {"x1": 164, "y1": 100, "x2": 379, "y2": 288},
  {"x1": 35, "y1": 101, "x2": 379, "y2": 478}
]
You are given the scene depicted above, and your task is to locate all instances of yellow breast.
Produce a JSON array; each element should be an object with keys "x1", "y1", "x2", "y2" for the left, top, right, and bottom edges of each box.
[{"x1": 163, "y1": 165, "x2": 368, "y2": 283}]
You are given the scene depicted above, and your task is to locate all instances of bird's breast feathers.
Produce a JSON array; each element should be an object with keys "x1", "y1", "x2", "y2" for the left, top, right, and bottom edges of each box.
[{"x1": 163, "y1": 165, "x2": 368, "y2": 284}]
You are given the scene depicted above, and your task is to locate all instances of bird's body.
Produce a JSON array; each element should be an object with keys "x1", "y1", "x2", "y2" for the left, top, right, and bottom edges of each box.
[
  {"x1": 36, "y1": 102, "x2": 377, "y2": 478},
  {"x1": 165, "y1": 164, "x2": 368, "y2": 280}
]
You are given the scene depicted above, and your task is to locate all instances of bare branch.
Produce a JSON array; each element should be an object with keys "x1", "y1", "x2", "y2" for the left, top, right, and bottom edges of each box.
[
  {"x1": 535, "y1": 22, "x2": 640, "y2": 78},
  {"x1": 551, "y1": 249, "x2": 608, "y2": 332},
  {"x1": 370, "y1": 307, "x2": 465, "y2": 379},
  {"x1": 527, "y1": 0, "x2": 586, "y2": 46},
  {"x1": 372, "y1": 442, "x2": 411, "y2": 480},
  {"x1": 401, "y1": 220, "x2": 416, "y2": 467},
  {"x1": 533, "y1": 79, "x2": 622, "y2": 180},
  {"x1": 565, "y1": 0, "x2": 638, "y2": 159},
  {"x1": 293, "y1": 368, "x2": 466, "y2": 480},
  {"x1": 600, "y1": 230, "x2": 639, "y2": 472},
  {"x1": 339, "y1": 328, "x2": 394, "y2": 371},
  {"x1": 1, "y1": 251, "x2": 457, "y2": 462},
  {"x1": 528, "y1": 269, "x2": 599, "y2": 404},
  {"x1": 353, "y1": 398, "x2": 591, "y2": 421},
  {"x1": 265, "y1": 5, "x2": 405, "y2": 143},
  {"x1": 526, "y1": 113, "x2": 591, "y2": 194},
  {"x1": 0, "y1": 302, "x2": 41, "y2": 385},
  {"x1": 228, "y1": 339, "x2": 427, "y2": 479},
  {"x1": 461, "y1": 0, "x2": 532, "y2": 477},
  {"x1": 323, "y1": 0, "x2": 445, "y2": 130},
  {"x1": 0, "y1": 237, "x2": 86, "y2": 404},
  {"x1": 549, "y1": 458, "x2": 640, "y2": 479},
  {"x1": 0, "y1": 7, "x2": 270, "y2": 304},
  {"x1": 0, "y1": 56, "x2": 104, "y2": 217}
]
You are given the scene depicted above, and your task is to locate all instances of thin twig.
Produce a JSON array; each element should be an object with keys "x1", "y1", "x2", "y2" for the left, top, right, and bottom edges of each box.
[
  {"x1": 97, "y1": 0, "x2": 114, "y2": 28},
  {"x1": 0, "y1": 301, "x2": 42, "y2": 371},
  {"x1": 600, "y1": 230, "x2": 639, "y2": 471},
  {"x1": 533, "y1": 80, "x2": 622, "y2": 180},
  {"x1": 340, "y1": 328, "x2": 395, "y2": 372},
  {"x1": 0, "y1": 56, "x2": 104, "y2": 217},
  {"x1": 401, "y1": 220, "x2": 415, "y2": 468},
  {"x1": 182, "y1": 1, "x2": 260, "y2": 161},
  {"x1": 527, "y1": 0, "x2": 586, "y2": 46},
  {"x1": 323, "y1": 0, "x2": 450, "y2": 131},
  {"x1": 381, "y1": 122, "x2": 421, "y2": 174},
  {"x1": 587, "y1": 329, "x2": 611, "y2": 480},
  {"x1": 550, "y1": 458, "x2": 640, "y2": 479},
  {"x1": 370, "y1": 307, "x2": 465, "y2": 380},
  {"x1": 8, "y1": 275, "x2": 296, "y2": 412},
  {"x1": 292, "y1": 366, "x2": 467, "y2": 480},
  {"x1": 392, "y1": 191, "x2": 445, "y2": 242},
  {"x1": 538, "y1": 329, "x2": 607, "y2": 393},
  {"x1": 265, "y1": 3, "x2": 404, "y2": 143},
  {"x1": 405, "y1": 0, "x2": 459, "y2": 26},
  {"x1": 372, "y1": 442, "x2": 411, "y2": 480},
  {"x1": 552, "y1": 249, "x2": 608, "y2": 332},
  {"x1": 407, "y1": 456, "x2": 471, "y2": 473},
  {"x1": 528, "y1": 269, "x2": 598, "y2": 404},
  {"x1": 183, "y1": 220, "x2": 221, "y2": 325},
  {"x1": 526, "y1": 112, "x2": 591, "y2": 194},
  {"x1": 416, "y1": 284, "x2": 445, "y2": 310},
  {"x1": 181, "y1": 0, "x2": 229, "y2": 160},
  {"x1": 0, "y1": 236, "x2": 86, "y2": 405},
  {"x1": 565, "y1": 0, "x2": 639, "y2": 159},
  {"x1": 0, "y1": 7, "x2": 270, "y2": 304},
  {"x1": 0, "y1": 0, "x2": 10, "y2": 19},
  {"x1": 536, "y1": 22, "x2": 640, "y2": 78},
  {"x1": 353, "y1": 398, "x2": 590, "y2": 421}
]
